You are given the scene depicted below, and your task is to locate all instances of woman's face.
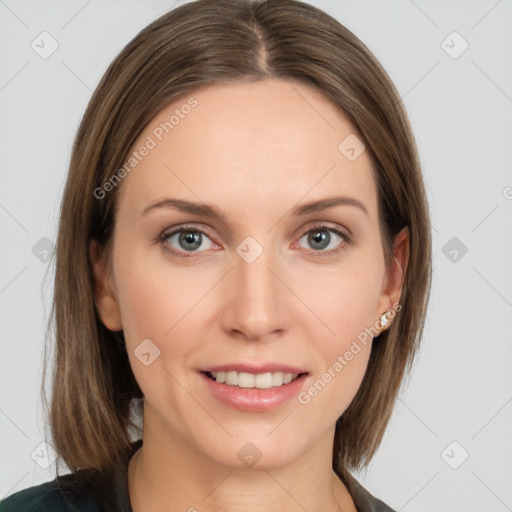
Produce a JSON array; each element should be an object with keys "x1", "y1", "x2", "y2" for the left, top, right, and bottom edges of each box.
[{"x1": 92, "y1": 78, "x2": 406, "y2": 469}]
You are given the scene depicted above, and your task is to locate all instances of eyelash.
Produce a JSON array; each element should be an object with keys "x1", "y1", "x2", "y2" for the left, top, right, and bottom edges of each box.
[{"x1": 156, "y1": 222, "x2": 351, "y2": 259}]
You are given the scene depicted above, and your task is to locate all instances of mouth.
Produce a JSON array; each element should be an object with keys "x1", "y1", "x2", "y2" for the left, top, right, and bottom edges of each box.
[
  {"x1": 202, "y1": 370, "x2": 308, "y2": 389},
  {"x1": 198, "y1": 363, "x2": 310, "y2": 411}
]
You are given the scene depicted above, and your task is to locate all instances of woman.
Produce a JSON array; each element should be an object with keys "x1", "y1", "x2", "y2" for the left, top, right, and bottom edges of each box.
[{"x1": 0, "y1": 0, "x2": 431, "y2": 511}]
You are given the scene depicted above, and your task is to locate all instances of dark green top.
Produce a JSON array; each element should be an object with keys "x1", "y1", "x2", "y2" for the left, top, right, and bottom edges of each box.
[{"x1": 0, "y1": 440, "x2": 396, "y2": 511}]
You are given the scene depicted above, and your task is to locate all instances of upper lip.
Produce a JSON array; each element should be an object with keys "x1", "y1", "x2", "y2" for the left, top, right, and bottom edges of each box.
[{"x1": 201, "y1": 363, "x2": 309, "y2": 374}]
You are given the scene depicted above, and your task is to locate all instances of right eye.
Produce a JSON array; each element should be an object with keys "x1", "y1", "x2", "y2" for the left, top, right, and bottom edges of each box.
[{"x1": 159, "y1": 225, "x2": 219, "y2": 257}]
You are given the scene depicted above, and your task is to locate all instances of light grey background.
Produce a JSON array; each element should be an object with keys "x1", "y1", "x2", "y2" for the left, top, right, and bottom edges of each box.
[{"x1": 1, "y1": 1, "x2": 511, "y2": 511}]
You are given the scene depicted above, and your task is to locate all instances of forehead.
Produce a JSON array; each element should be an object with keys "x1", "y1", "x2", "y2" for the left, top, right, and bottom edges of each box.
[{"x1": 115, "y1": 78, "x2": 377, "y2": 224}]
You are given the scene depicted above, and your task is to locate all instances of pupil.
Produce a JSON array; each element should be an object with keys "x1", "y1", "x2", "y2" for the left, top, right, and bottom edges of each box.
[
  {"x1": 180, "y1": 231, "x2": 201, "y2": 250},
  {"x1": 309, "y1": 230, "x2": 329, "y2": 250}
]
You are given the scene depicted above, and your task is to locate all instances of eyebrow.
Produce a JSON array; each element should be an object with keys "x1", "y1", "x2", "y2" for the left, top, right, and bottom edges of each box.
[{"x1": 141, "y1": 196, "x2": 368, "y2": 219}]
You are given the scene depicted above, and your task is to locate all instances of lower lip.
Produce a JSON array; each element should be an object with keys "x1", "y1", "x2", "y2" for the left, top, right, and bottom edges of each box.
[{"x1": 200, "y1": 372, "x2": 309, "y2": 412}]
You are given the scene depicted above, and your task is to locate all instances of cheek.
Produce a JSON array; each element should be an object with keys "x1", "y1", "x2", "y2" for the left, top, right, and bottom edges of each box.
[
  {"x1": 112, "y1": 243, "x2": 209, "y2": 340},
  {"x1": 291, "y1": 253, "x2": 383, "y2": 412},
  {"x1": 112, "y1": 252, "x2": 202, "y2": 409},
  {"x1": 111, "y1": 245, "x2": 225, "y2": 402},
  {"x1": 110, "y1": 253, "x2": 192, "y2": 394},
  {"x1": 295, "y1": 269, "x2": 379, "y2": 422},
  {"x1": 295, "y1": 253, "x2": 384, "y2": 341},
  {"x1": 297, "y1": 341, "x2": 372, "y2": 432}
]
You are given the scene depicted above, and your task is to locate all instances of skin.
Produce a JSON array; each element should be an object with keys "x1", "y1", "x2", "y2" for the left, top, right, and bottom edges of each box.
[{"x1": 90, "y1": 78, "x2": 408, "y2": 512}]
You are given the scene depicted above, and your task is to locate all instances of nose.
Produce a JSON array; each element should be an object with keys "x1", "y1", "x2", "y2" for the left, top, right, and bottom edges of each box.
[{"x1": 220, "y1": 245, "x2": 289, "y2": 341}]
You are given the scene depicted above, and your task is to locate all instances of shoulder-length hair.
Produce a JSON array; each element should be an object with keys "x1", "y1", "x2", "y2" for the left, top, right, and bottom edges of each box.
[{"x1": 43, "y1": 0, "x2": 431, "y2": 489}]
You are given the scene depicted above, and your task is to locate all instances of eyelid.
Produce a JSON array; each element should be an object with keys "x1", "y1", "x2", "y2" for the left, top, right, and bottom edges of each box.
[
  {"x1": 161, "y1": 223, "x2": 215, "y2": 239},
  {"x1": 293, "y1": 220, "x2": 351, "y2": 242}
]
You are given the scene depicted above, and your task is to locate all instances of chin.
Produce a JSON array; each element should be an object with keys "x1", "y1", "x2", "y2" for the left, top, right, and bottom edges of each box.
[{"x1": 196, "y1": 433, "x2": 311, "y2": 471}]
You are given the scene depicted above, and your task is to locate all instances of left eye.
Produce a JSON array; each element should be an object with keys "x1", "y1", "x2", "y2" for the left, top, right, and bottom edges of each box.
[{"x1": 297, "y1": 227, "x2": 345, "y2": 252}]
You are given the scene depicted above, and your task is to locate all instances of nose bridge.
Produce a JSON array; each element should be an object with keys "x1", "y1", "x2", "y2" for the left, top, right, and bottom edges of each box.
[{"x1": 221, "y1": 237, "x2": 286, "y2": 339}]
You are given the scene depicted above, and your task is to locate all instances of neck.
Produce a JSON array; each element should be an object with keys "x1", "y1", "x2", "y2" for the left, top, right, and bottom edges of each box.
[{"x1": 127, "y1": 404, "x2": 356, "y2": 512}]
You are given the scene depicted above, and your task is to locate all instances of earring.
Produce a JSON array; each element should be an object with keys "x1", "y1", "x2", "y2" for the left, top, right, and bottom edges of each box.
[{"x1": 379, "y1": 310, "x2": 393, "y2": 331}]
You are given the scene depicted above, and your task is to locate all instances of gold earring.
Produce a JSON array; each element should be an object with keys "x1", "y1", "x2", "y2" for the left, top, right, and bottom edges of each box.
[{"x1": 379, "y1": 310, "x2": 393, "y2": 331}]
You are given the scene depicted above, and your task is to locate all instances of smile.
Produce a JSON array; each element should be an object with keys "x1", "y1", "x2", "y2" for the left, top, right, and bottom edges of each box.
[
  {"x1": 205, "y1": 370, "x2": 303, "y2": 389},
  {"x1": 200, "y1": 369, "x2": 309, "y2": 412}
]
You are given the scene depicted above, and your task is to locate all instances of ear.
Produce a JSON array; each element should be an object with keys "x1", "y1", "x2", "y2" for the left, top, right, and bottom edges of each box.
[
  {"x1": 375, "y1": 226, "x2": 409, "y2": 324},
  {"x1": 89, "y1": 239, "x2": 123, "y2": 331}
]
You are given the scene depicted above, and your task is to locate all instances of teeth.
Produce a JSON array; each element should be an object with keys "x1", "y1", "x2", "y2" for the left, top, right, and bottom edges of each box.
[
  {"x1": 209, "y1": 371, "x2": 299, "y2": 389},
  {"x1": 272, "y1": 371, "x2": 284, "y2": 386}
]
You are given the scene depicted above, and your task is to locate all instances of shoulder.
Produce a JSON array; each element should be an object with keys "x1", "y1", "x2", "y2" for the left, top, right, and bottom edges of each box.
[
  {"x1": 1, "y1": 439, "x2": 140, "y2": 512},
  {"x1": 345, "y1": 472, "x2": 397, "y2": 512},
  {"x1": 0, "y1": 472, "x2": 104, "y2": 512}
]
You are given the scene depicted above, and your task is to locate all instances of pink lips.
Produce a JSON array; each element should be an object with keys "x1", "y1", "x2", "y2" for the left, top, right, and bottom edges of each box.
[
  {"x1": 199, "y1": 363, "x2": 309, "y2": 412},
  {"x1": 201, "y1": 363, "x2": 308, "y2": 374}
]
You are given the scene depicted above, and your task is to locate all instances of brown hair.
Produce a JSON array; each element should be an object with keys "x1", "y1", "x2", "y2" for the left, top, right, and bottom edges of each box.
[{"x1": 42, "y1": 0, "x2": 431, "y2": 491}]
